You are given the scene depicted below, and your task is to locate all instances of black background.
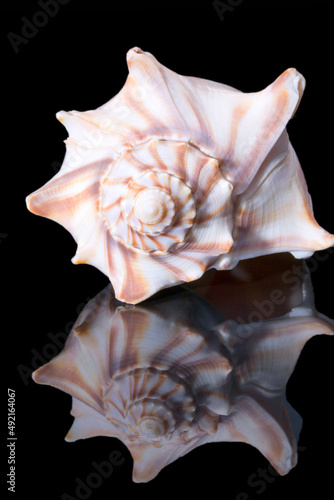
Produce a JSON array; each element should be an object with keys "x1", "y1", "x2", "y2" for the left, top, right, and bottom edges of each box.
[{"x1": 3, "y1": 1, "x2": 333, "y2": 499}]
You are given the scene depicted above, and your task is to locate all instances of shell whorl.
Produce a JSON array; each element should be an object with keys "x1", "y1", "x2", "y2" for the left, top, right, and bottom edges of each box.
[
  {"x1": 100, "y1": 139, "x2": 226, "y2": 255},
  {"x1": 132, "y1": 188, "x2": 174, "y2": 227},
  {"x1": 106, "y1": 367, "x2": 196, "y2": 445}
]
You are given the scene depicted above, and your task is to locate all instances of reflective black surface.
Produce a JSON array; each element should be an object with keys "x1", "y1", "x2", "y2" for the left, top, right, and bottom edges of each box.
[{"x1": 4, "y1": 1, "x2": 333, "y2": 499}]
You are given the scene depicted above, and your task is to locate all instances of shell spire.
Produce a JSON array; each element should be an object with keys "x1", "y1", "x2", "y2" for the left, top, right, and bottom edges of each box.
[{"x1": 26, "y1": 47, "x2": 334, "y2": 303}]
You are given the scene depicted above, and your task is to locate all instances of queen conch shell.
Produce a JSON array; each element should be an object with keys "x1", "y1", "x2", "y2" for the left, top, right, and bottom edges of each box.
[
  {"x1": 26, "y1": 47, "x2": 334, "y2": 303},
  {"x1": 32, "y1": 255, "x2": 334, "y2": 482}
]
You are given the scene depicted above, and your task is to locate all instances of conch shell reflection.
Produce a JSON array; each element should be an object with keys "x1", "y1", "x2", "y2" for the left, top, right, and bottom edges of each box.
[{"x1": 33, "y1": 255, "x2": 333, "y2": 482}]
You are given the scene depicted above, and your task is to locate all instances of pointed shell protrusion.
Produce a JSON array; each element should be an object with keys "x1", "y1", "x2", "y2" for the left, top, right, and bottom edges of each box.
[{"x1": 26, "y1": 48, "x2": 334, "y2": 303}]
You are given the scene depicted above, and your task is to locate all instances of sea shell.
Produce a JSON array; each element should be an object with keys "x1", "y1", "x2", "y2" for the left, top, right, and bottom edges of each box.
[
  {"x1": 26, "y1": 47, "x2": 334, "y2": 303},
  {"x1": 32, "y1": 256, "x2": 334, "y2": 482}
]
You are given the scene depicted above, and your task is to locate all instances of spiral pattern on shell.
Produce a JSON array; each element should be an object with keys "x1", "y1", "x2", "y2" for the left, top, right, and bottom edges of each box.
[
  {"x1": 100, "y1": 139, "x2": 227, "y2": 255},
  {"x1": 105, "y1": 367, "x2": 197, "y2": 445}
]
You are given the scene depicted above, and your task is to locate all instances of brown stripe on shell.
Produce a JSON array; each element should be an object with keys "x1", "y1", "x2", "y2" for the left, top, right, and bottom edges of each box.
[
  {"x1": 182, "y1": 142, "x2": 191, "y2": 185},
  {"x1": 158, "y1": 141, "x2": 189, "y2": 181},
  {"x1": 270, "y1": 68, "x2": 304, "y2": 119},
  {"x1": 180, "y1": 216, "x2": 197, "y2": 227},
  {"x1": 249, "y1": 89, "x2": 289, "y2": 160},
  {"x1": 180, "y1": 238, "x2": 233, "y2": 255},
  {"x1": 183, "y1": 87, "x2": 213, "y2": 151},
  {"x1": 125, "y1": 179, "x2": 146, "y2": 194},
  {"x1": 101, "y1": 197, "x2": 123, "y2": 213},
  {"x1": 132, "y1": 229, "x2": 151, "y2": 253},
  {"x1": 101, "y1": 176, "x2": 133, "y2": 187},
  {"x1": 148, "y1": 170, "x2": 160, "y2": 188},
  {"x1": 151, "y1": 254, "x2": 192, "y2": 282},
  {"x1": 124, "y1": 224, "x2": 139, "y2": 247},
  {"x1": 63, "y1": 112, "x2": 133, "y2": 150},
  {"x1": 103, "y1": 398, "x2": 127, "y2": 424},
  {"x1": 107, "y1": 320, "x2": 124, "y2": 380},
  {"x1": 108, "y1": 381, "x2": 128, "y2": 414},
  {"x1": 146, "y1": 371, "x2": 170, "y2": 398},
  {"x1": 110, "y1": 209, "x2": 124, "y2": 232},
  {"x1": 168, "y1": 331, "x2": 207, "y2": 366},
  {"x1": 128, "y1": 368, "x2": 143, "y2": 402},
  {"x1": 143, "y1": 233, "x2": 168, "y2": 253},
  {"x1": 133, "y1": 368, "x2": 155, "y2": 401},
  {"x1": 28, "y1": 183, "x2": 100, "y2": 220},
  {"x1": 37, "y1": 160, "x2": 110, "y2": 191},
  {"x1": 224, "y1": 99, "x2": 253, "y2": 165},
  {"x1": 149, "y1": 331, "x2": 191, "y2": 369},
  {"x1": 108, "y1": 309, "x2": 151, "y2": 377},
  {"x1": 189, "y1": 156, "x2": 220, "y2": 209},
  {"x1": 225, "y1": 89, "x2": 290, "y2": 194},
  {"x1": 126, "y1": 229, "x2": 146, "y2": 253},
  {"x1": 167, "y1": 170, "x2": 173, "y2": 192},
  {"x1": 124, "y1": 52, "x2": 190, "y2": 143},
  {"x1": 124, "y1": 148, "x2": 151, "y2": 174},
  {"x1": 177, "y1": 350, "x2": 232, "y2": 373},
  {"x1": 164, "y1": 251, "x2": 208, "y2": 273},
  {"x1": 146, "y1": 139, "x2": 169, "y2": 172},
  {"x1": 160, "y1": 232, "x2": 184, "y2": 242},
  {"x1": 195, "y1": 191, "x2": 231, "y2": 224},
  {"x1": 116, "y1": 244, "x2": 155, "y2": 304},
  {"x1": 126, "y1": 222, "x2": 133, "y2": 249},
  {"x1": 162, "y1": 379, "x2": 193, "y2": 407},
  {"x1": 134, "y1": 377, "x2": 168, "y2": 412},
  {"x1": 27, "y1": 159, "x2": 110, "y2": 219},
  {"x1": 122, "y1": 79, "x2": 173, "y2": 143},
  {"x1": 118, "y1": 309, "x2": 153, "y2": 370},
  {"x1": 33, "y1": 349, "x2": 105, "y2": 414},
  {"x1": 136, "y1": 231, "x2": 160, "y2": 253}
]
